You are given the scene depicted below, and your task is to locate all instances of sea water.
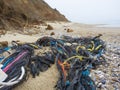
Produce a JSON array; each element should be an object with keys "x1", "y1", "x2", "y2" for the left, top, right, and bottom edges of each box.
[
  {"x1": 98, "y1": 20, "x2": 120, "y2": 27},
  {"x1": 79, "y1": 20, "x2": 120, "y2": 28}
]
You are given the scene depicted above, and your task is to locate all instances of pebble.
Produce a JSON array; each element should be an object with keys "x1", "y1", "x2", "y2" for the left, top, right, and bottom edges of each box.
[
  {"x1": 91, "y1": 42, "x2": 120, "y2": 90},
  {"x1": 101, "y1": 79, "x2": 106, "y2": 84},
  {"x1": 97, "y1": 82, "x2": 102, "y2": 88}
]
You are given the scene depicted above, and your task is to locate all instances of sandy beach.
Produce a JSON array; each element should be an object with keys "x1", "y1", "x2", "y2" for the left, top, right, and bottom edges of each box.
[
  {"x1": 0, "y1": 22, "x2": 120, "y2": 90},
  {"x1": 1, "y1": 22, "x2": 120, "y2": 42}
]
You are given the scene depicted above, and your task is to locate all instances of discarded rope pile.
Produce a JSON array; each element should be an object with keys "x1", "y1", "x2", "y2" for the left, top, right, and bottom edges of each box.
[{"x1": 0, "y1": 34, "x2": 106, "y2": 90}]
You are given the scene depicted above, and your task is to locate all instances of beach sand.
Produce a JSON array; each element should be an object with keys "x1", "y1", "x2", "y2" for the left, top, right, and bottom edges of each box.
[{"x1": 0, "y1": 22, "x2": 120, "y2": 90}]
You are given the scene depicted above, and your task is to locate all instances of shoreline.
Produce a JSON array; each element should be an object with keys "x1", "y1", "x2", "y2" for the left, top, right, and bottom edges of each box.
[{"x1": 72, "y1": 21, "x2": 120, "y2": 28}]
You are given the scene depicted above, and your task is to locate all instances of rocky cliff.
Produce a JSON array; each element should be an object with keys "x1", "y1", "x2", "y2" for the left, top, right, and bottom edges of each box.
[{"x1": 0, "y1": 0, "x2": 68, "y2": 29}]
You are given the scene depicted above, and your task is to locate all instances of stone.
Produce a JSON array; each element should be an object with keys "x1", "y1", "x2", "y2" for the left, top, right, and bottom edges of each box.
[
  {"x1": 0, "y1": 41, "x2": 8, "y2": 47},
  {"x1": 46, "y1": 25, "x2": 53, "y2": 30},
  {"x1": 97, "y1": 82, "x2": 102, "y2": 88},
  {"x1": 0, "y1": 30, "x2": 6, "y2": 35},
  {"x1": 101, "y1": 79, "x2": 106, "y2": 84},
  {"x1": 50, "y1": 32, "x2": 55, "y2": 36},
  {"x1": 67, "y1": 29, "x2": 73, "y2": 32}
]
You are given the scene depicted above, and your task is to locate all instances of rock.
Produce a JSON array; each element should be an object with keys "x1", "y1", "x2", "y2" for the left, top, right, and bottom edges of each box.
[
  {"x1": 111, "y1": 68, "x2": 120, "y2": 72},
  {"x1": 97, "y1": 82, "x2": 102, "y2": 88},
  {"x1": 64, "y1": 28, "x2": 66, "y2": 30},
  {"x1": 113, "y1": 83, "x2": 119, "y2": 90},
  {"x1": 67, "y1": 29, "x2": 73, "y2": 32},
  {"x1": 50, "y1": 32, "x2": 55, "y2": 36},
  {"x1": 111, "y1": 73, "x2": 119, "y2": 77},
  {"x1": 112, "y1": 78, "x2": 120, "y2": 82},
  {"x1": 0, "y1": 41, "x2": 8, "y2": 47},
  {"x1": 46, "y1": 25, "x2": 53, "y2": 30},
  {"x1": 64, "y1": 43, "x2": 72, "y2": 46},
  {"x1": 101, "y1": 79, "x2": 106, "y2": 84},
  {"x1": 98, "y1": 71, "x2": 104, "y2": 74},
  {"x1": 0, "y1": 30, "x2": 6, "y2": 35}
]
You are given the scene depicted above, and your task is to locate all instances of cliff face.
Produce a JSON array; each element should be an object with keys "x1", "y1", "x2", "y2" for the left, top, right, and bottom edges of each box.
[{"x1": 0, "y1": 0, "x2": 68, "y2": 29}]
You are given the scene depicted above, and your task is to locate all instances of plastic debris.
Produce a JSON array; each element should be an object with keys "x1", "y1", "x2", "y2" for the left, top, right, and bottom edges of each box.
[{"x1": 0, "y1": 34, "x2": 115, "y2": 90}]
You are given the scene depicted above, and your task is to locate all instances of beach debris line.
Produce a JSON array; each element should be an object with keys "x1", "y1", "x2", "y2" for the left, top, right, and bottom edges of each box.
[{"x1": 0, "y1": 34, "x2": 106, "y2": 90}]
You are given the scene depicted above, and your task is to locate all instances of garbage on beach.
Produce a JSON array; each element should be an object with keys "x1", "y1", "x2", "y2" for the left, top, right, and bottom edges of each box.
[{"x1": 0, "y1": 34, "x2": 107, "y2": 90}]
